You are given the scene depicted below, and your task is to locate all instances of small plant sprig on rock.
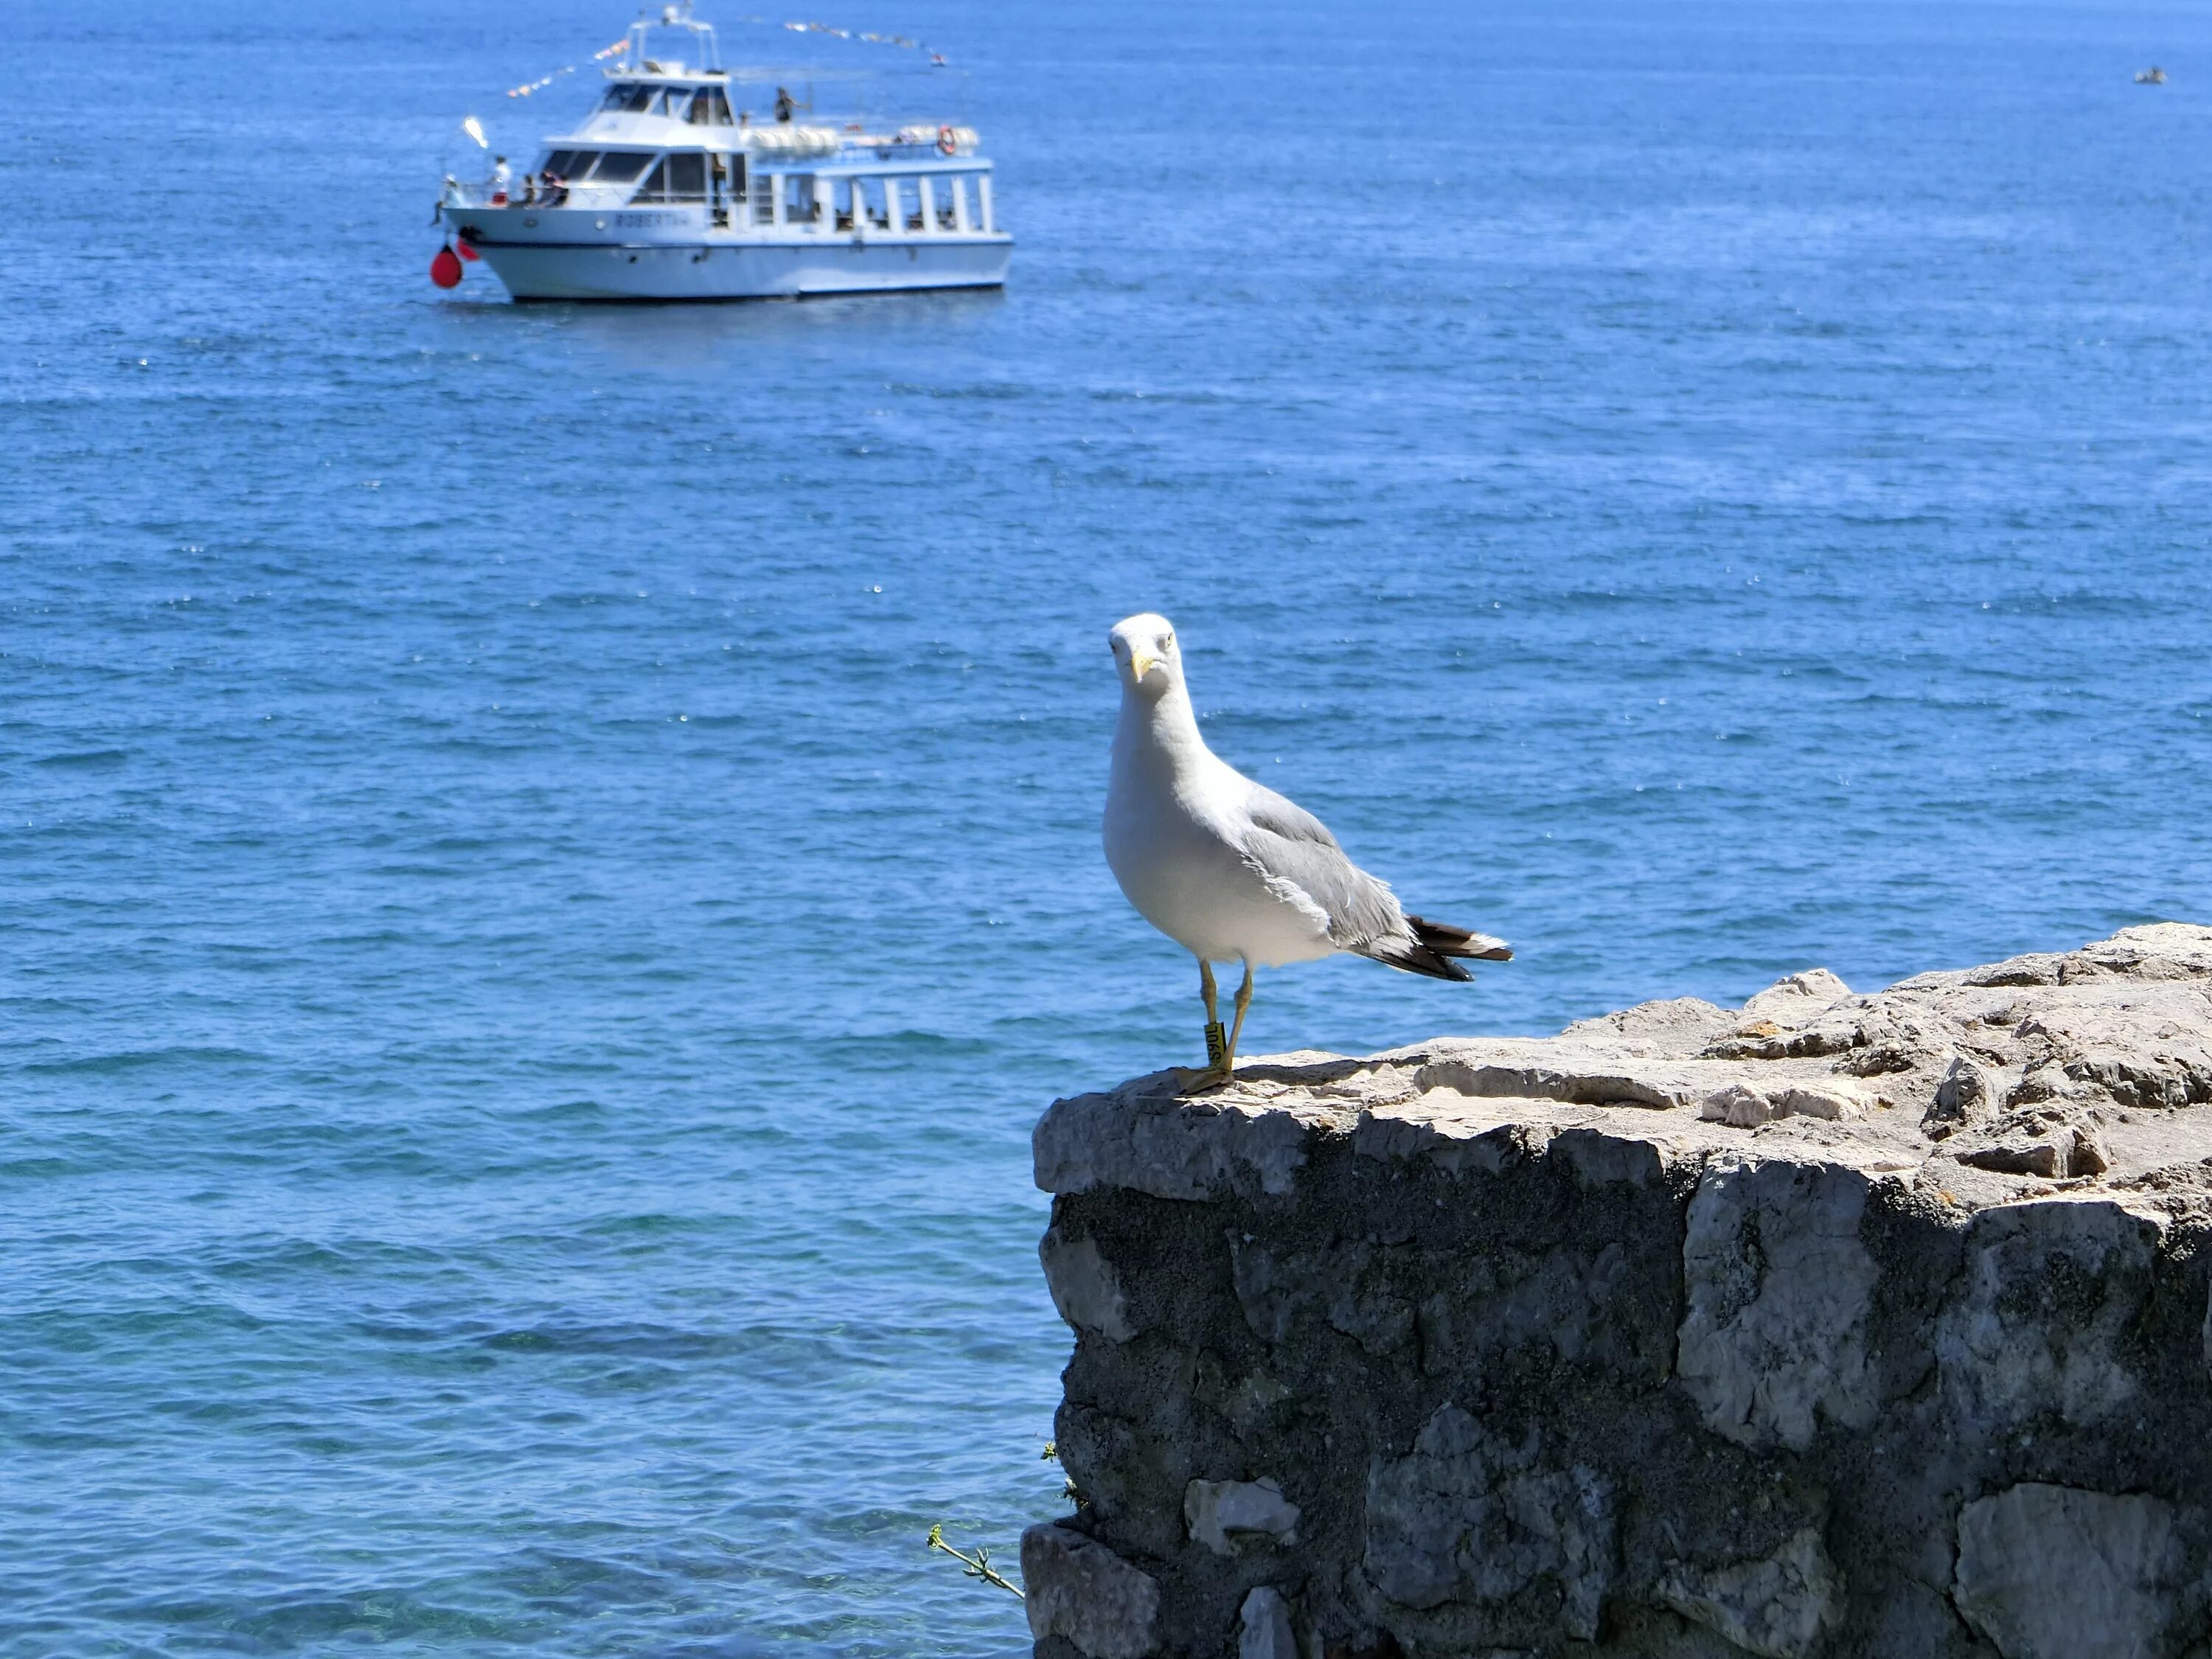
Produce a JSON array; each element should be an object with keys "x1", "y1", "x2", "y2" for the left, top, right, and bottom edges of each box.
[{"x1": 924, "y1": 1523, "x2": 1023, "y2": 1599}]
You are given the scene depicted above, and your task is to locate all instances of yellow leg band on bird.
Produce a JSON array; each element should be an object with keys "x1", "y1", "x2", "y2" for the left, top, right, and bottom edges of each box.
[{"x1": 1204, "y1": 1022, "x2": 1228, "y2": 1068}]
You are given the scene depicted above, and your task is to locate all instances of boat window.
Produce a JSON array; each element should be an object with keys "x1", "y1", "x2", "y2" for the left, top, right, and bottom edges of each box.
[
  {"x1": 600, "y1": 83, "x2": 640, "y2": 110},
  {"x1": 858, "y1": 177, "x2": 890, "y2": 230},
  {"x1": 628, "y1": 153, "x2": 706, "y2": 204},
  {"x1": 666, "y1": 152, "x2": 706, "y2": 200},
  {"x1": 785, "y1": 174, "x2": 818, "y2": 222},
  {"x1": 623, "y1": 84, "x2": 655, "y2": 113},
  {"x1": 692, "y1": 86, "x2": 733, "y2": 125},
  {"x1": 708, "y1": 151, "x2": 745, "y2": 204},
  {"x1": 540, "y1": 149, "x2": 580, "y2": 178},
  {"x1": 593, "y1": 151, "x2": 653, "y2": 184},
  {"x1": 754, "y1": 171, "x2": 777, "y2": 223},
  {"x1": 938, "y1": 174, "x2": 969, "y2": 230}
]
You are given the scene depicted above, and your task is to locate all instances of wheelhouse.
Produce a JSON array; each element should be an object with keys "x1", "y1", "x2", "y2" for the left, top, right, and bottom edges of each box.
[{"x1": 597, "y1": 80, "x2": 737, "y2": 122}]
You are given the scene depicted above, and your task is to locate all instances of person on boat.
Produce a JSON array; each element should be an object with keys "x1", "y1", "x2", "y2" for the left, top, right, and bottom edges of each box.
[
  {"x1": 774, "y1": 86, "x2": 795, "y2": 122},
  {"x1": 520, "y1": 173, "x2": 538, "y2": 206},
  {"x1": 542, "y1": 170, "x2": 566, "y2": 206}
]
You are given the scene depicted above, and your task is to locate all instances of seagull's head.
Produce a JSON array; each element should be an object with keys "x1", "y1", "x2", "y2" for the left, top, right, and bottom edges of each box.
[{"x1": 1109, "y1": 613, "x2": 1182, "y2": 700}]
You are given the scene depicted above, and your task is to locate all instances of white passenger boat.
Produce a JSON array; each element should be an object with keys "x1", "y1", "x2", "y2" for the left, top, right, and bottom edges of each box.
[{"x1": 434, "y1": 4, "x2": 1011, "y2": 302}]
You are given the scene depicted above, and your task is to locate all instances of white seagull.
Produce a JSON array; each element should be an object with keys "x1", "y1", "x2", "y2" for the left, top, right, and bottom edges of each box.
[{"x1": 1103, "y1": 612, "x2": 1511, "y2": 1089}]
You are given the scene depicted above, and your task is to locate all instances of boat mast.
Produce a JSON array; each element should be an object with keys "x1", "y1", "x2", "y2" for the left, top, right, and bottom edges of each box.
[{"x1": 625, "y1": 2, "x2": 721, "y2": 74}]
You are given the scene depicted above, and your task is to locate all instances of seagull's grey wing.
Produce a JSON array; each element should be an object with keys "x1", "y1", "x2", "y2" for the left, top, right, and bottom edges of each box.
[
  {"x1": 1238, "y1": 780, "x2": 1507, "y2": 981},
  {"x1": 1236, "y1": 781, "x2": 1410, "y2": 953}
]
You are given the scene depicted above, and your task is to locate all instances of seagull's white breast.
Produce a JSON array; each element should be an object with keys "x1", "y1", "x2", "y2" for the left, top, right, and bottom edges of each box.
[{"x1": 1105, "y1": 697, "x2": 1339, "y2": 967}]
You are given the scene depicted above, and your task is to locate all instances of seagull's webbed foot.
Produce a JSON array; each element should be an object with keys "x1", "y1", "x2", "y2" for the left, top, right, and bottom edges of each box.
[{"x1": 1174, "y1": 1063, "x2": 1234, "y2": 1095}]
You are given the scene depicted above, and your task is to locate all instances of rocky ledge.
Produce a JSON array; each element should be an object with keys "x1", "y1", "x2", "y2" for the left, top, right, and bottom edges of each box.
[{"x1": 1023, "y1": 925, "x2": 2212, "y2": 1659}]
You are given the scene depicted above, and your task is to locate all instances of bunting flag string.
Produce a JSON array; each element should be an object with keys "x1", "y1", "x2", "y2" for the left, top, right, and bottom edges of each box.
[
  {"x1": 782, "y1": 21, "x2": 919, "y2": 49},
  {"x1": 748, "y1": 15, "x2": 946, "y2": 63},
  {"x1": 505, "y1": 16, "x2": 947, "y2": 95},
  {"x1": 506, "y1": 38, "x2": 630, "y2": 99}
]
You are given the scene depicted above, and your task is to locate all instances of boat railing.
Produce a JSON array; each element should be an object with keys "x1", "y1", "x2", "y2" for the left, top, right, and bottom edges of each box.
[
  {"x1": 442, "y1": 178, "x2": 648, "y2": 210},
  {"x1": 441, "y1": 167, "x2": 998, "y2": 233}
]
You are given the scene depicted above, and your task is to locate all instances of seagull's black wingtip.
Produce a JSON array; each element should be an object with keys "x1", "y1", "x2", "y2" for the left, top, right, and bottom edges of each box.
[
  {"x1": 1406, "y1": 914, "x2": 1514, "y2": 964},
  {"x1": 1365, "y1": 940, "x2": 1475, "y2": 981}
]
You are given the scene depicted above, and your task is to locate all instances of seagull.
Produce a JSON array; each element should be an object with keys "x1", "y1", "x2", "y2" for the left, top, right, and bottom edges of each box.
[{"x1": 1102, "y1": 612, "x2": 1510, "y2": 1090}]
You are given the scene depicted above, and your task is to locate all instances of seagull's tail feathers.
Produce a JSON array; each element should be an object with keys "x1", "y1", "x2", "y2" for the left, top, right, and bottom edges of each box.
[
  {"x1": 1360, "y1": 934, "x2": 1475, "y2": 981},
  {"x1": 1406, "y1": 915, "x2": 1514, "y2": 963},
  {"x1": 1352, "y1": 917, "x2": 1510, "y2": 981}
]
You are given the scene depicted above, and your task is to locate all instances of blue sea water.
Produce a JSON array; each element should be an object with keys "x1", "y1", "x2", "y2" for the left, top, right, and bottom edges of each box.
[{"x1": 7, "y1": 0, "x2": 2212, "y2": 1651}]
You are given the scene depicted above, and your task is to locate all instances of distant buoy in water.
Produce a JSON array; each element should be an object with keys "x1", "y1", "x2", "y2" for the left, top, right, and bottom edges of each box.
[
  {"x1": 2136, "y1": 66, "x2": 2168, "y2": 84},
  {"x1": 430, "y1": 245, "x2": 463, "y2": 288}
]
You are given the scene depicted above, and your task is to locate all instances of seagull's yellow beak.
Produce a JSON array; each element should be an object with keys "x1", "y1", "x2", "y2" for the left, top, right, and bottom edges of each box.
[{"x1": 1129, "y1": 649, "x2": 1159, "y2": 681}]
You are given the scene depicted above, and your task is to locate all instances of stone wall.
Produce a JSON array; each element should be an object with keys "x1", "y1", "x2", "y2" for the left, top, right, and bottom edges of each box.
[{"x1": 1023, "y1": 925, "x2": 2212, "y2": 1659}]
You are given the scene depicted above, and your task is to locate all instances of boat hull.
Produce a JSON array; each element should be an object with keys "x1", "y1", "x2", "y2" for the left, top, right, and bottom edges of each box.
[{"x1": 460, "y1": 232, "x2": 1009, "y2": 302}]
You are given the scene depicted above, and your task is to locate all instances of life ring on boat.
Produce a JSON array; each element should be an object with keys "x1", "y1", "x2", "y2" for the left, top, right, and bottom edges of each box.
[{"x1": 936, "y1": 124, "x2": 957, "y2": 155}]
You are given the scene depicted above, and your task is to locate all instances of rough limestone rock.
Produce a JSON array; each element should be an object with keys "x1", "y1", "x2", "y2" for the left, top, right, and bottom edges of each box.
[
  {"x1": 1029, "y1": 926, "x2": 2212, "y2": 1658},
  {"x1": 1953, "y1": 1484, "x2": 2189, "y2": 1659},
  {"x1": 1675, "y1": 1155, "x2": 1879, "y2": 1452},
  {"x1": 1186, "y1": 1478, "x2": 1301, "y2": 1557},
  {"x1": 1042, "y1": 1226, "x2": 1139, "y2": 1343},
  {"x1": 1238, "y1": 1587, "x2": 1298, "y2": 1659},
  {"x1": 1654, "y1": 1528, "x2": 1839, "y2": 1659},
  {"x1": 1024, "y1": 1522, "x2": 1164, "y2": 1659}
]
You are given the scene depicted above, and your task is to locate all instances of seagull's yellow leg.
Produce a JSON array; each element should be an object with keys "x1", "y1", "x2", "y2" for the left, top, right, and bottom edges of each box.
[
  {"x1": 1178, "y1": 957, "x2": 1234, "y2": 1093},
  {"x1": 1199, "y1": 959, "x2": 1225, "y2": 1068},
  {"x1": 1179, "y1": 961, "x2": 1254, "y2": 1095},
  {"x1": 1222, "y1": 961, "x2": 1255, "y2": 1073}
]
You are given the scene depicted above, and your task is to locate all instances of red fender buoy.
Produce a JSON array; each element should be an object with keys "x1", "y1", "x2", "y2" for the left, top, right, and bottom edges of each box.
[
  {"x1": 430, "y1": 245, "x2": 463, "y2": 288},
  {"x1": 455, "y1": 240, "x2": 481, "y2": 262}
]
